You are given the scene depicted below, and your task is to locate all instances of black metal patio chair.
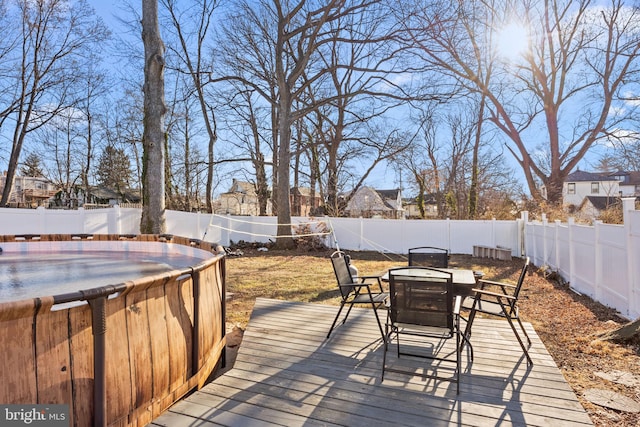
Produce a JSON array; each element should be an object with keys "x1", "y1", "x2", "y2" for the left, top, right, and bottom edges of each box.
[
  {"x1": 408, "y1": 246, "x2": 449, "y2": 268},
  {"x1": 326, "y1": 251, "x2": 388, "y2": 340},
  {"x1": 461, "y1": 257, "x2": 533, "y2": 365},
  {"x1": 382, "y1": 267, "x2": 471, "y2": 394}
]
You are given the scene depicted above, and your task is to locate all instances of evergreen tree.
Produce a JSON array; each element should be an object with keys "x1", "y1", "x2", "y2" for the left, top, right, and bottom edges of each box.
[
  {"x1": 20, "y1": 153, "x2": 44, "y2": 177},
  {"x1": 96, "y1": 145, "x2": 132, "y2": 190}
]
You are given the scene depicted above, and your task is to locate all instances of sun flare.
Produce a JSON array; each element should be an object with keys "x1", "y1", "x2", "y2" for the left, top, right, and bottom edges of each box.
[{"x1": 496, "y1": 22, "x2": 530, "y2": 61}]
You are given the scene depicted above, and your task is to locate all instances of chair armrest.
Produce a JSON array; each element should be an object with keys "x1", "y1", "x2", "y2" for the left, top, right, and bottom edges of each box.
[
  {"x1": 359, "y1": 274, "x2": 382, "y2": 283},
  {"x1": 359, "y1": 275, "x2": 384, "y2": 291},
  {"x1": 477, "y1": 279, "x2": 517, "y2": 289},
  {"x1": 339, "y1": 282, "x2": 369, "y2": 291},
  {"x1": 453, "y1": 295, "x2": 462, "y2": 315},
  {"x1": 471, "y1": 288, "x2": 517, "y2": 301}
]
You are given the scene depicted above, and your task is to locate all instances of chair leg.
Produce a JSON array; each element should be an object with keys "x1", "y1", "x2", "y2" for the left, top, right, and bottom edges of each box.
[
  {"x1": 461, "y1": 307, "x2": 477, "y2": 351},
  {"x1": 326, "y1": 303, "x2": 346, "y2": 339},
  {"x1": 505, "y1": 315, "x2": 533, "y2": 366},
  {"x1": 368, "y1": 298, "x2": 385, "y2": 341},
  {"x1": 381, "y1": 330, "x2": 390, "y2": 381},
  {"x1": 460, "y1": 329, "x2": 473, "y2": 362},
  {"x1": 455, "y1": 319, "x2": 461, "y2": 395},
  {"x1": 515, "y1": 315, "x2": 532, "y2": 346},
  {"x1": 342, "y1": 302, "x2": 355, "y2": 325}
]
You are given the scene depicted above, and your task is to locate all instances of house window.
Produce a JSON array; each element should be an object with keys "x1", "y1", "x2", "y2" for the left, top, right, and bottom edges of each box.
[
  {"x1": 591, "y1": 182, "x2": 599, "y2": 194},
  {"x1": 567, "y1": 183, "x2": 576, "y2": 194}
]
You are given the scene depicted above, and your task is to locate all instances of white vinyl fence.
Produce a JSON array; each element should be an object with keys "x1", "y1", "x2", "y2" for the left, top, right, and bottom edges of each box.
[
  {"x1": 1, "y1": 202, "x2": 638, "y2": 318},
  {"x1": 525, "y1": 200, "x2": 640, "y2": 320},
  {"x1": 0, "y1": 207, "x2": 523, "y2": 257}
]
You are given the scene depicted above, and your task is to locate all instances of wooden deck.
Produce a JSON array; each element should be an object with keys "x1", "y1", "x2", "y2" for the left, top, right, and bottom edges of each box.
[{"x1": 151, "y1": 298, "x2": 593, "y2": 426}]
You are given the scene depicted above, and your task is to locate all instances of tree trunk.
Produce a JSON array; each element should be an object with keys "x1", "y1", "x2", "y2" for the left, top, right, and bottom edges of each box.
[
  {"x1": 274, "y1": 91, "x2": 295, "y2": 249},
  {"x1": 140, "y1": 0, "x2": 167, "y2": 234},
  {"x1": 469, "y1": 95, "x2": 485, "y2": 219}
]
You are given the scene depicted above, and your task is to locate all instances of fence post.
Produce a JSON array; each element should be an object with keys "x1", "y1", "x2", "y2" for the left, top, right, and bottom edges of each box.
[
  {"x1": 78, "y1": 208, "x2": 86, "y2": 233},
  {"x1": 519, "y1": 211, "x2": 528, "y2": 257},
  {"x1": 594, "y1": 220, "x2": 603, "y2": 305},
  {"x1": 542, "y1": 215, "x2": 548, "y2": 267},
  {"x1": 623, "y1": 198, "x2": 636, "y2": 317},
  {"x1": 568, "y1": 217, "x2": 576, "y2": 290},
  {"x1": 554, "y1": 220, "x2": 561, "y2": 270}
]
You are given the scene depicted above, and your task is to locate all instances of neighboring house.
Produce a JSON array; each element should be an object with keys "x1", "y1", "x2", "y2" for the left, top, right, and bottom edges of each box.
[
  {"x1": 578, "y1": 196, "x2": 621, "y2": 218},
  {"x1": 403, "y1": 194, "x2": 438, "y2": 219},
  {"x1": 51, "y1": 185, "x2": 141, "y2": 209},
  {"x1": 218, "y1": 179, "x2": 269, "y2": 216},
  {"x1": 85, "y1": 187, "x2": 141, "y2": 207},
  {"x1": 344, "y1": 186, "x2": 404, "y2": 219},
  {"x1": 562, "y1": 169, "x2": 640, "y2": 209},
  {"x1": 290, "y1": 187, "x2": 322, "y2": 217},
  {"x1": 0, "y1": 172, "x2": 57, "y2": 208},
  {"x1": 616, "y1": 171, "x2": 640, "y2": 197},
  {"x1": 558, "y1": 169, "x2": 640, "y2": 217}
]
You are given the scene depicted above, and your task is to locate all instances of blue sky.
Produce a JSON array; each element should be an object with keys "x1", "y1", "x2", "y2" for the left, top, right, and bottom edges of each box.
[{"x1": 83, "y1": 0, "x2": 619, "y2": 200}]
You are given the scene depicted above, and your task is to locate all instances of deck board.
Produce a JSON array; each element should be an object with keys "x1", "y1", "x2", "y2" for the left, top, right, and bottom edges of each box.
[{"x1": 151, "y1": 298, "x2": 592, "y2": 426}]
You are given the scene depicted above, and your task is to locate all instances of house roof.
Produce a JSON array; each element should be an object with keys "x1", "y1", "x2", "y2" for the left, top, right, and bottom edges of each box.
[
  {"x1": 581, "y1": 196, "x2": 621, "y2": 211},
  {"x1": 566, "y1": 170, "x2": 611, "y2": 182},
  {"x1": 403, "y1": 194, "x2": 437, "y2": 205},
  {"x1": 290, "y1": 187, "x2": 318, "y2": 197},
  {"x1": 89, "y1": 186, "x2": 141, "y2": 203},
  {"x1": 376, "y1": 189, "x2": 400, "y2": 200},
  {"x1": 567, "y1": 169, "x2": 640, "y2": 184},
  {"x1": 344, "y1": 186, "x2": 402, "y2": 212},
  {"x1": 226, "y1": 179, "x2": 255, "y2": 195},
  {"x1": 622, "y1": 171, "x2": 640, "y2": 185}
]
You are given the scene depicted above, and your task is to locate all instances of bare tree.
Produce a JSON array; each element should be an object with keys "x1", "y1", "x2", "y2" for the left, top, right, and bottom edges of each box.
[
  {"x1": 220, "y1": 87, "x2": 273, "y2": 215},
  {"x1": 302, "y1": 6, "x2": 411, "y2": 216},
  {"x1": 141, "y1": 0, "x2": 167, "y2": 233},
  {"x1": 396, "y1": 0, "x2": 640, "y2": 205},
  {"x1": 218, "y1": 0, "x2": 389, "y2": 249},
  {"x1": 598, "y1": 130, "x2": 640, "y2": 172},
  {"x1": 161, "y1": 0, "x2": 219, "y2": 213},
  {"x1": 0, "y1": 0, "x2": 108, "y2": 206},
  {"x1": 102, "y1": 91, "x2": 144, "y2": 190},
  {"x1": 398, "y1": 102, "x2": 517, "y2": 219},
  {"x1": 35, "y1": 110, "x2": 89, "y2": 208}
]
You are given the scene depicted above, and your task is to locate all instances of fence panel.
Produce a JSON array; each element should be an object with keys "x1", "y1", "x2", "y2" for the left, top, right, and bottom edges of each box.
[
  {"x1": 629, "y1": 211, "x2": 640, "y2": 318},
  {"x1": 557, "y1": 224, "x2": 571, "y2": 280},
  {"x1": 0, "y1": 208, "x2": 45, "y2": 235},
  {"x1": 396, "y1": 219, "x2": 450, "y2": 253},
  {"x1": 570, "y1": 224, "x2": 597, "y2": 298},
  {"x1": 83, "y1": 209, "x2": 114, "y2": 234},
  {"x1": 597, "y1": 223, "x2": 628, "y2": 313}
]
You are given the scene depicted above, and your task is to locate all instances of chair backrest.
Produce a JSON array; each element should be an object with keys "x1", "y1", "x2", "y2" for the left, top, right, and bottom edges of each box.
[
  {"x1": 512, "y1": 257, "x2": 531, "y2": 299},
  {"x1": 330, "y1": 251, "x2": 355, "y2": 297},
  {"x1": 408, "y1": 246, "x2": 449, "y2": 268},
  {"x1": 388, "y1": 267, "x2": 454, "y2": 332}
]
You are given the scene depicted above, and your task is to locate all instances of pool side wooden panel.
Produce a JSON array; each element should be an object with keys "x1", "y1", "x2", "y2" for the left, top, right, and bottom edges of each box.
[
  {"x1": 0, "y1": 234, "x2": 226, "y2": 427},
  {"x1": 152, "y1": 298, "x2": 593, "y2": 427}
]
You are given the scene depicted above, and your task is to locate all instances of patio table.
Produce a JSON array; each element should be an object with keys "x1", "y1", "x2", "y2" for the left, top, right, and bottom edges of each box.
[{"x1": 381, "y1": 267, "x2": 477, "y2": 297}]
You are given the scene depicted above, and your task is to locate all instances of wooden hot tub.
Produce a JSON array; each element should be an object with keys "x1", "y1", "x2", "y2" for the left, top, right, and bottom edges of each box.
[{"x1": 0, "y1": 234, "x2": 226, "y2": 427}]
